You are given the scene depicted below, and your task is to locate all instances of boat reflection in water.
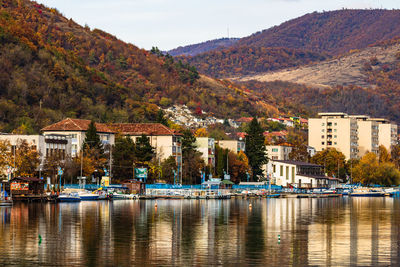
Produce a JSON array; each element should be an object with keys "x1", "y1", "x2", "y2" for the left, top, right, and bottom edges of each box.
[{"x1": 0, "y1": 198, "x2": 400, "y2": 266}]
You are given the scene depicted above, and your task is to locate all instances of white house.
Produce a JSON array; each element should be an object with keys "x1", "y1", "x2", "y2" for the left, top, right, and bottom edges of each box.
[{"x1": 265, "y1": 160, "x2": 339, "y2": 189}]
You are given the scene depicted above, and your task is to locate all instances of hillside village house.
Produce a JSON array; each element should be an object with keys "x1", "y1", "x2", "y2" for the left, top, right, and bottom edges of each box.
[{"x1": 265, "y1": 160, "x2": 339, "y2": 189}]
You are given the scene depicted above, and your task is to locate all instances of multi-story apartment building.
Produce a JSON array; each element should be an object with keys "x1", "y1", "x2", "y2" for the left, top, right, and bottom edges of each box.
[
  {"x1": 215, "y1": 140, "x2": 245, "y2": 154},
  {"x1": 350, "y1": 115, "x2": 379, "y2": 156},
  {"x1": 309, "y1": 113, "x2": 398, "y2": 159},
  {"x1": 195, "y1": 137, "x2": 215, "y2": 167},
  {"x1": 372, "y1": 118, "x2": 398, "y2": 150},
  {"x1": 309, "y1": 113, "x2": 359, "y2": 159}
]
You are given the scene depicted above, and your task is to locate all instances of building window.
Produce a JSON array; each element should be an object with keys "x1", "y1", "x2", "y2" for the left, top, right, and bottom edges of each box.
[
  {"x1": 334, "y1": 123, "x2": 337, "y2": 126},
  {"x1": 334, "y1": 142, "x2": 337, "y2": 145},
  {"x1": 280, "y1": 165, "x2": 283, "y2": 177},
  {"x1": 322, "y1": 142, "x2": 325, "y2": 145},
  {"x1": 292, "y1": 167, "x2": 295, "y2": 183},
  {"x1": 272, "y1": 148, "x2": 278, "y2": 152},
  {"x1": 321, "y1": 135, "x2": 324, "y2": 139},
  {"x1": 322, "y1": 123, "x2": 325, "y2": 126},
  {"x1": 273, "y1": 165, "x2": 276, "y2": 173},
  {"x1": 286, "y1": 166, "x2": 289, "y2": 180},
  {"x1": 334, "y1": 135, "x2": 337, "y2": 138},
  {"x1": 334, "y1": 129, "x2": 337, "y2": 132},
  {"x1": 322, "y1": 129, "x2": 325, "y2": 132}
]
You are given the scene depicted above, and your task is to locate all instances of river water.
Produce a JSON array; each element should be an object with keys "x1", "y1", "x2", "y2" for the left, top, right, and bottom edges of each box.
[{"x1": 0, "y1": 197, "x2": 400, "y2": 266}]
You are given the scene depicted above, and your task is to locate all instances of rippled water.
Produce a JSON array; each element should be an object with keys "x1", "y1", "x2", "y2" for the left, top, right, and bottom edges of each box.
[{"x1": 1, "y1": 198, "x2": 400, "y2": 266}]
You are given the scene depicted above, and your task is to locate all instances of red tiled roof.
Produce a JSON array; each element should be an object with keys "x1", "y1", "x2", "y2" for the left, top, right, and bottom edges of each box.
[
  {"x1": 110, "y1": 123, "x2": 181, "y2": 136},
  {"x1": 300, "y1": 118, "x2": 308, "y2": 123},
  {"x1": 41, "y1": 118, "x2": 115, "y2": 133},
  {"x1": 42, "y1": 119, "x2": 181, "y2": 136}
]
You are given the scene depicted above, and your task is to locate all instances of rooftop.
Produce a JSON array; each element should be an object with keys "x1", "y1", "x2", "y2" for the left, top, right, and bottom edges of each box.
[
  {"x1": 110, "y1": 123, "x2": 181, "y2": 136},
  {"x1": 42, "y1": 118, "x2": 115, "y2": 133}
]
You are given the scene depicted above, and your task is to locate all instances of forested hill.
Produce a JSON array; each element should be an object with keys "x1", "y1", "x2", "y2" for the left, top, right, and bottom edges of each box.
[
  {"x1": 0, "y1": 0, "x2": 272, "y2": 133},
  {"x1": 168, "y1": 38, "x2": 239, "y2": 56},
  {"x1": 237, "y1": 9, "x2": 400, "y2": 56},
  {"x1": 179, "y1": 9, "x2": 400, "y2": 78}
]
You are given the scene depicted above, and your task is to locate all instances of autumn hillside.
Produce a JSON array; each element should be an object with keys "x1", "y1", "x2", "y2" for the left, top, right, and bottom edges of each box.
[
  {"x1": 179, "y1": 9, "x2": 400, "y2": 78},
  {"x1": 240, "y1": 38, "x2": 400, "y2": 124},
  {"x1": 0, "y1": 0, "x2": 276, "y2": 133},
  {"x1": 237, "y1": 9, "x2": 400, "y2": 56}
]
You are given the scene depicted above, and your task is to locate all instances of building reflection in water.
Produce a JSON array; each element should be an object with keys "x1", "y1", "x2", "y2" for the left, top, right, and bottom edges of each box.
[{"x1": 0, "y1": 198, "x2": 400, "y2": 266}]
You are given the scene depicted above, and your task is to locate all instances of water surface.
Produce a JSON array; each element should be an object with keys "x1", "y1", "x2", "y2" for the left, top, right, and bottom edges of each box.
[{"x1": 1, "y1": 198, "x2": 400, "y2": 266}]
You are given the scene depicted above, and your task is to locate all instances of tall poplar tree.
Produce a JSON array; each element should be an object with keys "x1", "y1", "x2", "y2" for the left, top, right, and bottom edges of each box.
[{"x1": 245, "y1": 118, "x2": 267, "y2": 181}]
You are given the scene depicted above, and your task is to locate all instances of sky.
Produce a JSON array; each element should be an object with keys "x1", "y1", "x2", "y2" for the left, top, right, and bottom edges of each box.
[{"x1": 36, "y1": 0, "x2": 400, "y2": 51}]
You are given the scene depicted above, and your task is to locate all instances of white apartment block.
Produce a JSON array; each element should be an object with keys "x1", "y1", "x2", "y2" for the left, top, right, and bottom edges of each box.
[{"x1": 309, "y1": 113, "x2": 398, "y2": 159}]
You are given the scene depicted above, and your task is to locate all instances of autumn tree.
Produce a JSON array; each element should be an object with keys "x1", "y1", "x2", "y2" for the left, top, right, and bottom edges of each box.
[
  {"x1": 13, "y1": 140, "x2": 40, "y2": 177},
  {"x1": 194, "y1": 128, "x2": 208, "y2": 137},
  {"x1": 245, "y1": 118, "x2": 267, "y2": 181},
  {"x1": 352, "y1": 152, "x2": 400, "y2": 186},
  {"x1": 391, "y1": 144, "x2": 400, "y2": 168},
  {"x1": 310, "y1": 148, "x2": 346, "y2": 179},
  {"x1": 228, "y1": 151, "x2": 250, "y2": 183},
  {"x1": 378, "y1": 145, "x2": 391, "y2": 163}
]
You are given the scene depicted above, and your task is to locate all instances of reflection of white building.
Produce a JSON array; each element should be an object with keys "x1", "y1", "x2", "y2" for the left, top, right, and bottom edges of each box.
[
  {"x1": 265, "y1": 160, "x2": 339, "y2": 188},
  {"x1": 195, "y1": 137, "x2": 215, "y2": 166}
]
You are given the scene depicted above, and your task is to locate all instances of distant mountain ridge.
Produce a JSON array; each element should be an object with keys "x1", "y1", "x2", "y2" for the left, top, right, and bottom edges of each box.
[
  {"x1": 176, "y1": 9, "x2": 400, "y2": 79},
  {"x1": 168, "y1": 37, "x2": 239, "y2": 56}
]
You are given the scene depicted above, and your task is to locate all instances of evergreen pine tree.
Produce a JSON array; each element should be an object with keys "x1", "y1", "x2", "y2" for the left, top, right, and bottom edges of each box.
[
  {"x1": 112, "y1": 135, "x2": 136, "y2": 181},
  {"x1": 181, "y1": 129, "x2": 197, "y2": 155},
  {"x1": 156, "y1": 109, "x2": 169, "y2": 126},
  {"x1": 245, "y1": 118, "x2": 268, "y2": 181},
  {"x1": 83, "y1": 121, "x2": 103, "y2": 153},
  {"x1": 134, "y1": 134, "x2": 155, "y2": 162}
]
